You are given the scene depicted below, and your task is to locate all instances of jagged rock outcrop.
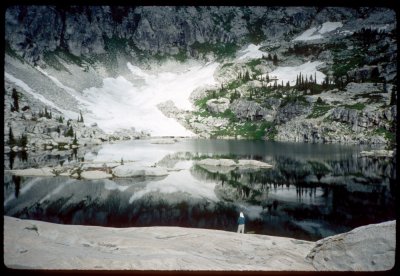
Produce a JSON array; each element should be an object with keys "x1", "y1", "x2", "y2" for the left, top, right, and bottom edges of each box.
[
  {"x1": 330, "y1": 106, "x2": 396, "y2": 132},
  {"x1": 5, "y1": 6, "x2": 396, "y2": 63},
  {"x1": 230, "y1": 99, "x2": 269, "y2": 121},
  {"x1": 206, "y1": 98, "x2": 230, "y2": 114},
  {"x1": 275, "y1": 101, "x2": 312, "y2": 124}
]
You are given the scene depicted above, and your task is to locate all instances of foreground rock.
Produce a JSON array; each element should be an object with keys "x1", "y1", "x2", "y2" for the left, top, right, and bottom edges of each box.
[
  {"x1": 4, "y1": 216, "x2": 394, "y2": 270},
  {"x1": 306, "y1": 220, "x2": 396, "y2": 271},
  {"x1": 4, "y1": 216, "x2": 314, "y2": 270}
]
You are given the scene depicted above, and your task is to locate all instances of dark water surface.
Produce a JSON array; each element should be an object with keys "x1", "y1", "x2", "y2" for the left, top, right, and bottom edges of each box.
[{"x1": 3, "y1": 139, "x2": 396, "y2": 241}]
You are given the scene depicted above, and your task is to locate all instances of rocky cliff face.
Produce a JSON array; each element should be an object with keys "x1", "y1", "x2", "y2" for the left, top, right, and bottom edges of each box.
[{"x1": 6, "y1": 6, "x2": 395, "y2": 63}]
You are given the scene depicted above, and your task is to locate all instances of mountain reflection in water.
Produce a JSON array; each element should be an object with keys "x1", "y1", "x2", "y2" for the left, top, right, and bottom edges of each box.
[{"x1": 3, "y1": 139, "x2": 396, "y2": 241}]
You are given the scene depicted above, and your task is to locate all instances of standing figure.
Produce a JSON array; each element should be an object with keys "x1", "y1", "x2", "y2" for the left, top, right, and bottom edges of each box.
[{"x1": 237, "y1": 212, "x2": 245, "y2": 234}]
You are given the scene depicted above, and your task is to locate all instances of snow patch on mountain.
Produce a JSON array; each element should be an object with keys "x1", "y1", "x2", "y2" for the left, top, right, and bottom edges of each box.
[
  {"x1": 5, "y1": 72, "x2": 78, "y2": 119},
  {"x1": 35, "y1": 67, "x2": 91, "y2": 106},
  {"x1": 293, "y1": 22, "x2": 343, "y2": 41},
  {"x1": 265, "y1": 61, "x2": 326, "y2": 85},
  {"x1": 79, "y1": 62, "x2": 219, "y2": 136},
  {"x1": 236, "y1": 44, "x2": 267, "y2": 61}
]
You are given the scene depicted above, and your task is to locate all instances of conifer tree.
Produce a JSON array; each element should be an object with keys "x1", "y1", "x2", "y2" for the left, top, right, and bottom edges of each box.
[
  {"x1": 273, "y1": 54, "x2": 278, "y2": 65},
  {"x1": 9, "y1": 127, "x2": 15, "y2": 146},
  {"x1": 66, "y1": 126, "x2": 74, "y2": 137},
  {"x1": 390, "y1": 87, "x2": 396, "y2": 105},
  {"x1": 12, "y1": 89, "x2": 19, "y2": 112}
]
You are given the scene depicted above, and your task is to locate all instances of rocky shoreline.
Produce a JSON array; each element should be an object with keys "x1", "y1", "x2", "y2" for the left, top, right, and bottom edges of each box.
[{"x1": 3, "y1": 216, "x2": 395, "y2": 271}]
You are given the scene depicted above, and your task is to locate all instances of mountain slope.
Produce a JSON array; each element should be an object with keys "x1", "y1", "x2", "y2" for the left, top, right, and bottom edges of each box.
[{"x1": 4, "y1": 6, "x2": 397, "y2": 147}]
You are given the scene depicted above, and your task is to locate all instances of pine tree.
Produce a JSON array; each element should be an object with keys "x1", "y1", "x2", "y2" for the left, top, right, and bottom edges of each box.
[
  {"x1": 273, "y1": 54, "x2": 278, "y2": 65},
  {"x1": 12, "y1": 89, "x2": 19, "y2": 112},
  {"x1": 17, "y1": 134, "x2": 28, "y2": 147},
  {"x1": 383, "y1": 80, "x2": 387, "y2": 93},
  {"x1": 245, "y1": 71, "x2": 250, "y2": 81},
  {"x1": 73, "y1": 133, "x2": 78, "y2": 145},
  {"x1": 9, "y1": 127, "x2": 15, "y2": 146},
  {"x1": 66, "y1": 126, "x2": 74, "y2": 137},
  {"x1": 390, "y1": 87, "x2": 396, "y2": 105}
]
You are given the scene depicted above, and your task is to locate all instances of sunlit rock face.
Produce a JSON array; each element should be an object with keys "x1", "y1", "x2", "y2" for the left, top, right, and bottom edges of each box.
[
  {"x1": 4, "y1": 6, "x2": 396, "y2": 142},
  {"x1": 306, "y1": 220, "x2": 396, "y2": 271}
]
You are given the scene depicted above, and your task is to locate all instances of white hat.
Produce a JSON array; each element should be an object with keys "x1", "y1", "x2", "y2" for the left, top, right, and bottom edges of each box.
[{"x1": 240, "y1": 212, "x2": 244, "y2": 217}]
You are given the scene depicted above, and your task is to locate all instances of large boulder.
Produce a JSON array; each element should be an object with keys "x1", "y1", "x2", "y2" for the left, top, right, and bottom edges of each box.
[
  {"x1": 112, "y1": 165, "x2": 169, "y2": 178},
  {"x1": 306, "y1": 220, "x2": 396, "y2": 271},
  {"x1": 80, "y1": 170, "x2": 113, "y2": 180},
  {"x1": 206, "y1": 98, "x2": 230, "y2": 114},
  {"x1": 231, "y1": 99, "x2": 268, "y2": 121}
]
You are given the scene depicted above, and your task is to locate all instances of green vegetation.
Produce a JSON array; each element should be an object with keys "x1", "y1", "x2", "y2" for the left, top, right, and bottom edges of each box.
[
  {"x1": 5, "y1": 42, "x2": 25, "y2": 63},
  {"x1": 38, "y1": 107, "x2": 52, "y2": 119},
  {"x1": 43, "y1": 50, "x2": 70, "y2": 71},
  {"x1": 212, "y1": 12, "x2": 235, "y2": 32},
  {"x1": 211, "y1": 121, "x2": 273, "y2": 140},
  {"x1": 246, "y1": 59, "x2": 262, "y2": 75},
  {"x1": 221, "y1": 62, "x2": 234, "y2": 69},
  {"x1": 173, "y1": 50, "x2": 188, "y2": 62},
  {"x1": 342, "y1": 103, "x2": 366, "y2": 111},
  {"x1": 8, "y1": 129, "x2": 28, "y2": 148},
  {"x1": 373, "y1": 127, "x2": 395, "y2": 144},
  {"x1": 191, "y1": 41, "x2": 239, "y2": 60},
  {"x1": 65, "y1": 126, "x2": 74, "y2": 137},
  {"x1": 280, "y1": 94, "x2": 308, "y2": 107},
  {"x1": 246, "y1": 19, "x2": 266, "y2": 44},
  {"x1": 307, "y1": 100, "x2": 332, "y2": 118}
]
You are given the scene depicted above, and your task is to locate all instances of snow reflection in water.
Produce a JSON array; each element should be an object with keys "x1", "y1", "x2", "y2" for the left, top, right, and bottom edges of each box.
[{"x1": 3, "y1": 139, "x2": 396, "y2": 241}]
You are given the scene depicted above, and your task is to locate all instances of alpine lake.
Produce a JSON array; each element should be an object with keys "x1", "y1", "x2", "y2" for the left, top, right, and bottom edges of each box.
[{"x1": 3, "y1": 139, "x2": 396, "y2": 241}]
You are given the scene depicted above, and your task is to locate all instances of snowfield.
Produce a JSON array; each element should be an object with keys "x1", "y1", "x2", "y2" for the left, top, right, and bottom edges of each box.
[
  {"x1": 81, "y1": 61, "x2": 219, "y2": 136},
  {"x1": 265, "y1": 61, "x2": 326, "y2": 86},
  {"x1": 5, "y1": 72, "x2": 79, "y2": 119},
  {"x1": 293, "y1": 21, "x2": 343, "y2": 41},
  {"x1": 236, "y1": 44, "x2": 267, "y2": 60}
]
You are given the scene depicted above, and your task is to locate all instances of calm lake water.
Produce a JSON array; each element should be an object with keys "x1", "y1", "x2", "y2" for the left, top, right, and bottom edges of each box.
[{"x1": 3, "y1": 139, "x2": 396, "y2": 241}]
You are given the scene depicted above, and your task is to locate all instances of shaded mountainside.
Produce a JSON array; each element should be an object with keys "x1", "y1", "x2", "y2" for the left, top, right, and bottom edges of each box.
[
  {"x1": 4, "y1": 6, "x2": 396, "y2": 63},
  {"x1": 4, "y1": 6, "x2": 397, "y2": 147}
]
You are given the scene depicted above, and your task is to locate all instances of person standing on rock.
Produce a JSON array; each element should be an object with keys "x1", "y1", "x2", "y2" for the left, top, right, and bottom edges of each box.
[{"x1": 237, "y1": 212, "x2": 245, "y2": 234}]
